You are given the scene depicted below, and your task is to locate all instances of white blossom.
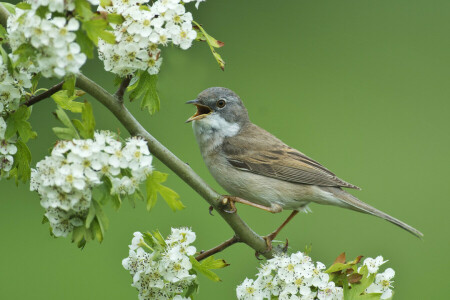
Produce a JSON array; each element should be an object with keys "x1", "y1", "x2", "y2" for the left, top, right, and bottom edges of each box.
[
  {"x1": 237, "y1": 251, "x2": 343, "y2": 300},
  {"x1": 7, "y1": 8, "x2": 86, "y2": 78},
  {"x1": 366, "y1": 268, "x2": 395, "y2": 299},
  {"x1": 98, "y1": 0, "x2": 203, "y2": 76},
  {"x1": 31, "y1": 131, "x2": 153, "y2": 237},
  {"x1": 363, "y1": 256, "x2": 387, "y2": 274},
  {"x1": 123, "y1": 228, "x2": 197, "y2": 299}
]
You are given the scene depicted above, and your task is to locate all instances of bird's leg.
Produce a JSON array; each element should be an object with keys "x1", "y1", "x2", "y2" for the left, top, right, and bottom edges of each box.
[
  {"x1": 263, "y1": 210, "x2": 299, "y2": 251},
  {"x1": 220, "y1": 196, "x2": 283, "y2": 214}
]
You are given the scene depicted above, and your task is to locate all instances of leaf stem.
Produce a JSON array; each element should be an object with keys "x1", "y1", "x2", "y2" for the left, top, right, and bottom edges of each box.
[{"x1": 195, "y1": 236, "x2": 240, "y2": 261}]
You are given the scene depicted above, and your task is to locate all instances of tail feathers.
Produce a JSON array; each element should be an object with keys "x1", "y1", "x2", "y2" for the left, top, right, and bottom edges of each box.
[{"x1": 325, "y1": 187, "x2": 424, "y2": 239}]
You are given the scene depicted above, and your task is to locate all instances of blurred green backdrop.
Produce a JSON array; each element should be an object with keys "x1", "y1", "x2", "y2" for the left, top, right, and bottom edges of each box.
[{"x1": 1, "y1": 0, "x2": 449, "y2": 299}]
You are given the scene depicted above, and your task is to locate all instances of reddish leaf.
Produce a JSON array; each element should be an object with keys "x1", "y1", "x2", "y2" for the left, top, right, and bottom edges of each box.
[
  {"x1": 334, "y1": 252, "x2": 346, "y2": 264},
  {"x1": 348, "y1": 273, "x2": 363, "y2": 284}
]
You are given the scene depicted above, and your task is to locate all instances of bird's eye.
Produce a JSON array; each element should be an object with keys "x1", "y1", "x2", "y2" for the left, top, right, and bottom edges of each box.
[{"x1": 216, "y1": 99, "x2": 226, "y2": 108}]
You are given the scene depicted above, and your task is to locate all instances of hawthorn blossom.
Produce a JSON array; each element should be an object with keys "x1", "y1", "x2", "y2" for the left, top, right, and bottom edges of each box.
[
  {"x1": 123, "y1": 228, "x2": 197, "y2": 299},
  {"x1": 97, "y1": 0, "x2": 202, "y2": 76},
  {"x1": 31, "y1": 131, "x2": 153, "y2": 237},
  {"x1": 366, "y1": 268, "x2": 395, "y2": 299}
]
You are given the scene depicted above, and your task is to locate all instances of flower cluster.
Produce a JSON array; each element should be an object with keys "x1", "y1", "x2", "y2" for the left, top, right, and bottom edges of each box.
[
  {"x1": 7, "y1": 7, "x2": 86, "y2": 78},
  {"x1": 0, "y1": 55, "x2": 32, "y2": 115},
  {"x1": 0, "y1": 117, "x2": 17, "y2": 175},
  {"x1": 30, "y1": 131, "x2": 153, "y2": 237},
  {"x1": 122, "y1": 228, "x2": 197, "y2": 300},
  {"x1": 363, "y1": 256, "x2": 395, "y2": 299},
  {"x1": 98, "y1": 0, "x2": 202, "y2": 76},
  {"x1": 236, "y1": 251, "x2": 343, "y2": 300},
  {"x1": 28, "y1": 0, "x2": 99, "y2": 13}
]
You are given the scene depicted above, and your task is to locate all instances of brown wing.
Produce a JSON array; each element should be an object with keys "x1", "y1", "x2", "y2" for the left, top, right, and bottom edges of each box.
[{"x1": 222, "y1": 124, "x2": 360, "y2": 190}]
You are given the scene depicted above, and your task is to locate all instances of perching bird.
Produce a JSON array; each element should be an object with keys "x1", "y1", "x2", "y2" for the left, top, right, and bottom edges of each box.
[{"x1": 186, "y1": 87, "x2": 423, "y2": 246}]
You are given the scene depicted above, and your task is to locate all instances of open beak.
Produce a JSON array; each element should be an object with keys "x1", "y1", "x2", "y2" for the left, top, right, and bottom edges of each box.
[{"x1": 185, "y1": 100, "x2": 212, "y2": 123}]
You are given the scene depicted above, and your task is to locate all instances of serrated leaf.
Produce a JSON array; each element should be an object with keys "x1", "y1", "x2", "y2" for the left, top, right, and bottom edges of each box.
[
  {"x1": 200, "y1": 256, "x2": 229, "y2": 270},
  {"x1": 53, "y1": 107, "x2": 80, "y2": 139},
  {"x1": 75, "y1": 0, "x2": 94, "y2": 19},
  {"x1": 129, "y1": 72, "x2": 160, "y2": 115},
  {"x1": 145, "y1": 171, "x2": 185, "y2": 212},
  {"x1": 0, "y1": 2, "x2": 16, "y2": 14},
  {"x1": 193, "y1": 21, "x2": 225, "y2": 70},
  {"x1": 107, "y1": 13, "x2": 124, "y2": 24},
  {"x1": 344, "y1": 265, "x2": 376, "y2": 299},
  {"x1": 82, "y1": 18, "x2": 116, "y2": 46},
  {"x1": 11, "y1": 140, "x2": 32, "y2": 182},
  {"x1": 76, "y1": 30, "x2": 95, "y2": 59},
  {"x1": 189, "y1": 256, "x2": 221, "y2": 282},
  {"x1": 51, "y1": 90, "x2": 84, "y2": 113},
  {"x1": 152, "y1": 230, "x2": 167, "y2": 248},
  {"x1": 63, "y1": 74, "x2": 76, "y2": 97},
  {"x1": 72, "y1": 226, "x2": 86, "y2": 244},
  {"x1": 5, "y1": 106, "x2": 37, "y2": 143}
]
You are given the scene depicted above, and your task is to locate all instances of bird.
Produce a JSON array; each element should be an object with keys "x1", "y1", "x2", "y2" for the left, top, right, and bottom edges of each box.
[{"x1": 186, "y1": 87, "x2": 423, "y2": 248}]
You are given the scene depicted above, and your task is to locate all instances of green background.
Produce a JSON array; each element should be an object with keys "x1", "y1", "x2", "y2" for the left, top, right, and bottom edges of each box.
[{"x1": 1, "y1": 0, "x2": 449, "y2": 299}]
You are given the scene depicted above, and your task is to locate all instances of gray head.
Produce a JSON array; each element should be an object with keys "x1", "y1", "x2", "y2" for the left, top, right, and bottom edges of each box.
[{"x1": 186, "y1": 87, "x2": 249, "y2": 126}]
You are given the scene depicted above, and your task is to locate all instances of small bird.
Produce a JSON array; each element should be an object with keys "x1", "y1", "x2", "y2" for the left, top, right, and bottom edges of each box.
[{"x1": 186, "y1": 87, "x2": 423, "y2": 247}]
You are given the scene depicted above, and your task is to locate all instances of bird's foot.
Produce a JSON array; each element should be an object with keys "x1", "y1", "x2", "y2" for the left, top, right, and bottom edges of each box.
[
  {"x1": 255, "y1": 236, "x2": 289, "y2": 259},
  {"x1": 219, "y1": 196, "x2": 237, "y2": 214}
]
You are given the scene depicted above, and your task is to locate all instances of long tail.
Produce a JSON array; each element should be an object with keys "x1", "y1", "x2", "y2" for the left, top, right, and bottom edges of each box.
[{"x1": 323, "y1": 187, "x2": 423, "y2": 238}]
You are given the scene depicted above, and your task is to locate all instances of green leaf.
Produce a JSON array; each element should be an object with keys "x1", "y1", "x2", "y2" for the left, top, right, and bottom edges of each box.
[
  {"x1": 200, "y1": 256, "x2": 229, "y2": 270},
  {"x1": 107, "y1": 13, "x2": 124, "y2": 24},
  {"x1": 189, "y1": 256, "x2": 221, "y2": 282},
  {"x1": 11, "y1": 140, "x2": 32, "y2": 183},
  {"x1": 5, "y1": 106, "x2": 37, "y2": 143},
  {"x1": 0, "y1": 2, "x2": 16, "y2": 14},
  {"x1": 100, "y1": 0, "x2": 112, "y2": 8},
  {"x1": 75, "y1": 0, "x2": 94, "y2": 19},
  {"x1": 193, "y1": 21, "x2": 225, "y2": 70},
  {"x1": 0, "y1": 45, "x2": 13, "y2": 76},
  {"x1": 85, "y1": 204, "x2": 96, "y2": 228},
  {"x1": 72, "y1": 101, "x2": 96, "y2": 139},
  {"x1": 15, "y1": 2, "x2": 31, "y2": 10},
  {"x1": 129, "y1": 72, "x2": 160, "y2": 115},
  {"x1": 63, "y1": 74, "x2": 76, "y2": 97},
  {"x1": 90, "y1": 218, "x2": 103, "y2": 242},
  {"x1": 145, "y1": 171, "x2": 185, "y2": 212},
  {"x1": 344, "y1": 265, "x2": 376, "y2": 300},
  {"x1": 82, "y1": 18, "x2": 116, "y2": 46},
  {"x1": 51, "y1": 90, "x2": 85, "y2": 113},
  {"x1": 76, "y1": 30, "x2": 95, "y2": 59},
  {"x1": 31, "y1": 73, "x2": 41, "y2": 94},
  {"x1": 12, "y1": 43, "x2": 36, "y2": 67},
  {"x1": 52, "y1": 107, "x2": 80, "y2": 139},
  {"x1": 0, "y1": 24, "x2": 7, "y2": 44}
]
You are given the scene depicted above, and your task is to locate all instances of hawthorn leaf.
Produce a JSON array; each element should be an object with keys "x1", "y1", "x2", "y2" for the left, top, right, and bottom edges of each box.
[{"x1": 145, "y1": 171, "x2": 185, "y2": 212}]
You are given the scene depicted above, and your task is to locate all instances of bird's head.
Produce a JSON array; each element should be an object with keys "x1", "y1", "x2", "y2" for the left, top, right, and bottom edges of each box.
[{"x1": 186, "y1": 87, "x2": 249, "y2": 133}]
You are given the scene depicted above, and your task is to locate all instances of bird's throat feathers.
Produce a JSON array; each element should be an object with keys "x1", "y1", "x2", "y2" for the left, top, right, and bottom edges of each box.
[{"x1": 192, "y1": 113, "x2": 241, "y2": 155}]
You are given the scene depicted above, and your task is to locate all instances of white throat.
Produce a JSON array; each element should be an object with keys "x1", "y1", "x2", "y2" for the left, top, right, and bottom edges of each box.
[{"x1": 192, "y1": 113, "x2": 240, "y2": 155}]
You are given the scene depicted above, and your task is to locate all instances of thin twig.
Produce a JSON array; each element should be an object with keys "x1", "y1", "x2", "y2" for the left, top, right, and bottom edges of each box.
[
  {"x1": 114, "y1": 75, "x2": 132, "y2": 102},
  {"x1": 24, "y1": 82, "x2": 64, "y2": 107},
  {"x1": 195, "y1": 236, "x2": 240, "y2": 261}
]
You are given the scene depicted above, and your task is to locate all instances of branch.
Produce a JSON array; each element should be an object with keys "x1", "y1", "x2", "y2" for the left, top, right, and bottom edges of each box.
[
  {"x1": 0, "y1": 5, "x2": 273, "y2": 259},
  {"x1": 195, "y1": 235, "x2": 240, "y2": 261},
  {"x1": 75, "y1": 74, "x2": 274, "y2": 259},
  {"x1": 24, "y1": 82, "x2": 64, "y2": 107},
  {"x1": 114, "y1": 75, "x2": 132, "y2": 102}
]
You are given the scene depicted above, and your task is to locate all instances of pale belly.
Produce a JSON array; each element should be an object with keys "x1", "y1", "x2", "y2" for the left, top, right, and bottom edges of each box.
[{"x1": 204, "y1": 153, "x2": 316, "y2": 210}]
